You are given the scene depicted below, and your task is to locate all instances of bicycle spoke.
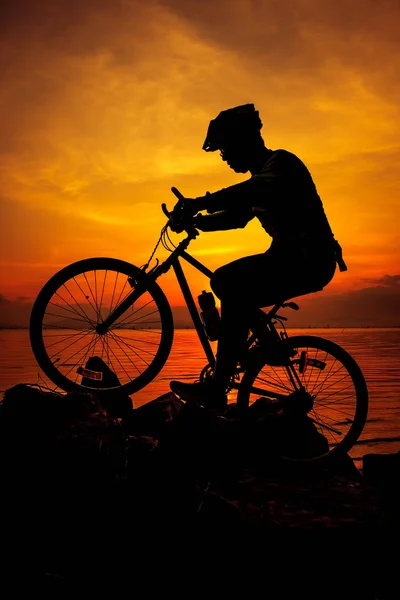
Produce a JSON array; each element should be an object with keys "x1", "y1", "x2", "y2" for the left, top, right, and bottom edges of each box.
[
  {"x1": 310, "y1": 404, "x2": 352, "y2": 426},
  {"x1": 73, "y1": 274, "x2": 102, "y2": 323},
  {"x1": 108, "y1": 271, "x2": 119, "y2": 318},
  {"x1": 94, "y1": 270, "x2": 99, "y2": 315},
  {"x1": 82, "y1": 271, "x2": 103, "y2": 322},
  {"x1": 108, "y1": 331, "x2": 162, "y2": 354},
  {"x1": 60, "y1": 284, "x2": 97, "y2": 326},
  {"x1": 44, "y1": 311, "x2": 94, "y2": 327},
  {"x1": 31, "y1": 259, "x2": 173, "y2": 394},
  {"x1": 99, "y1": 270, "x2": 107, "y2": 317},
  {"x1": 108, "y1": 331, "x2": 144, "y2": 374},
  {"x1": 72, "y1": 332, "x2": 99, "y2": 382},
  {"x1": 306, "y1": 345, "x2": 320, "y2": 391},
  {"x1": 43, "y1": 328, "x2": 94, "y2": 350},
  {"x1": 239, "y1": 334, "x2": 367, "y2": 462},
  {"x1": 310, "y1": 368, "x2": 354, "y2": 398},
  {"x1": 109, "y1": 274, "x2": 131, "y2": 319},
  {"x1": 48, "y1": 299, "x2": 92, "y2": 324},
  {"x1": 309, "y1": 417, "x2": 342, "y2": 436},
  {"x1": 102, "y1": 335, "x2": 135, "y2": 382},
  {"x1": 58, "y1": 332, "x2": 98, "y2": 379},
  {"x1": 253, "y1": 373, "x2": 291, "y2": 394},
  {"x1": 313, "y1": 388, "x2": 359, "y2": 411},
  {"x1": 114, "y1": 302, "x2": 161, "y2": 329},
  {"x1": 54, "y1": 290, "x2": 95, "y2": 327},
  {"x1": 47, "y1": 328, "x2": 95, "y2": 362},
  {"x1": 265, "y1": 364, "x2": 292, "y2": 391}
]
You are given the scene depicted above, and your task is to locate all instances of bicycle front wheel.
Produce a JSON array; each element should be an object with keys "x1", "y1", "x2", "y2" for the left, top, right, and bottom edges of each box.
[
  {"x1": 30, "y1": 258, "x2": 174, "y2": 396},
  {"x1": 237, "y1": 335, "x2": 368, "y2": 463}
]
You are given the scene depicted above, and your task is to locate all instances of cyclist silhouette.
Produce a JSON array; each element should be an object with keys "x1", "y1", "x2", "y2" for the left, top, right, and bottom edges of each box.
[{"x1": 170, "y1": 103, "x2": 347, "y2": 411}]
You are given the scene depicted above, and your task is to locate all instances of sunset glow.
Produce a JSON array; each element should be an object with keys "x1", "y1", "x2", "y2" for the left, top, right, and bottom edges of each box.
[{"x1": 1, "y1": 0, "x2": 399, "y2": 325}]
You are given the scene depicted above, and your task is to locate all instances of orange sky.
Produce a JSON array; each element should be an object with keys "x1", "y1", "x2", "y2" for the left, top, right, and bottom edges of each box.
[{"x1": 1, "y1": 0, "x2": 399, "y2": 325}]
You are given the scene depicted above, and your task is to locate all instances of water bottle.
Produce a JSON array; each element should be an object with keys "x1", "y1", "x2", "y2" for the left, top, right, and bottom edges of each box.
[{"x1": 198, "y1": 290, "x2": 220, "y2": 341}]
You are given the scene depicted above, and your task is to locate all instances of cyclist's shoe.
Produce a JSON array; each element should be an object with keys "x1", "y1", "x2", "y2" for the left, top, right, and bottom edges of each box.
[{"x1": 169, "y1": 380, "x2": 228, "y2": 414}]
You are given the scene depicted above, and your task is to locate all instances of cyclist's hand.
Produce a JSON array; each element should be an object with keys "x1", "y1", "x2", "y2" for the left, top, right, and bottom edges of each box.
[
  {"x1": 174, "y1": 198, "x2": 198, "y2": 214},
  {"x1": 169, "y1": 200, "x2": 198, "y2": 232},
  {"x1": 169, "y1": 219, "x2": 185, "y2": 233}
]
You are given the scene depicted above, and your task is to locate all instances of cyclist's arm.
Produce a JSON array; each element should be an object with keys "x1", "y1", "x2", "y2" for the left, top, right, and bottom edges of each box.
[
  {"x1": 192, "y1": 150, "x2": 287, "y2": 214},
  {"x1": 194, "y1": 209, "x2": 254, "y2": 231},
  {"x1": 192, "y1": 178, "x2": 269, "y2": 214}
]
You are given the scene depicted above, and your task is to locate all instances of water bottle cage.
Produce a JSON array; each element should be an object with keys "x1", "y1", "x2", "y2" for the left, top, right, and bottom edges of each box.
[
  {"x1": 198, "y1": 291, "x2": 220, "y2": 341},
  {"x1": 200, "y1": 311, "x2": 220, "y2": 341}
]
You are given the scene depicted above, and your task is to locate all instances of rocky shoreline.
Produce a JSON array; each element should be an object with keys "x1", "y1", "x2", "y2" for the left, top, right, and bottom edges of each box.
[{"x1": 0, "y1": 383, "x2": 398, "y2": 595}]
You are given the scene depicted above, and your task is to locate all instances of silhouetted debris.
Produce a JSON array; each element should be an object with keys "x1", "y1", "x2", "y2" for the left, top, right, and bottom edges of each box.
[
  {"x1": 363, "y1": 450, "x2": 400, "y2": 514},
  {"x1": 0, "y1": 383, "x2": 397, "y2": 594},
  {"x1": 80, "y1": 355, "x2": 134, "y2": 418}
]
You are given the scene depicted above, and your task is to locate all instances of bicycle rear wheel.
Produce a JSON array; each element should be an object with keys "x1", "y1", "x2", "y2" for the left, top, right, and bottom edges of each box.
[
  {"x1": 237, "y1": 335, "x2": 368, "y2": 463},
  {"x1": 30, "y1": 258, "x2": 174, "y2": 397}
]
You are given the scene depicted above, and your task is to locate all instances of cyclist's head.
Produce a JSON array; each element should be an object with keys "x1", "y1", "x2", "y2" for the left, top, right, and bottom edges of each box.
[{"x1": 202, "y1": 103, "x2": 264, "y2": 173}]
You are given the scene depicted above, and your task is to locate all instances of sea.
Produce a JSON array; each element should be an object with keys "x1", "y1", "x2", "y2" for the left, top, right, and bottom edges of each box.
[{"x1": 1, "y1": 327, "x2": 399, "y2": 472}]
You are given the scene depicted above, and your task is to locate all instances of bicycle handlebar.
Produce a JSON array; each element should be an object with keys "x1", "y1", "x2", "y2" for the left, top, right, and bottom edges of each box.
[
  {"x1": 161, "y1": 203, "x2": 170, "y2": 218},
  {"x1": 161, "y1": 187, "x2": 199, "y2": 238},
  {"x1": 171, "y1": 186, "x2": 185, "y2": 202},
  {"x1": 161, "y1": 187, "x2": 186, "y2": 219}
]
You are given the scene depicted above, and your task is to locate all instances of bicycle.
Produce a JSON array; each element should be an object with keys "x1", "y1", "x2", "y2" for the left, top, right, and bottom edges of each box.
[{"x1": 29, "y1": 187, "x2": 368, "y2": 463}]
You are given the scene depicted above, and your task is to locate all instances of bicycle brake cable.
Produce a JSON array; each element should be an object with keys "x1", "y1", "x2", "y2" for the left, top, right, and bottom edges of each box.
[
  {"x1": 140, "y1": 220, "x2": 179, "y2": 272},
  {"x1": 162, "y1": 226, "x2": 177, "y2": 251},
  {"x1": 140, "y1": 226, "x2": 166, "y2": 272}
]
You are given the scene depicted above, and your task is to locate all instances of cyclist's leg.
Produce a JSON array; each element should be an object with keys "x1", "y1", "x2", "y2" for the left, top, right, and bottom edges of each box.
[
  {"x1": 210, "y1": 301, "x2": 250, "y2": 387},
  {"x1": 169, "y1": 253, "x2": 273, "y2": 408},
  {"x1": 209, "y1": 244, "x2": 336, "y2": 389},
  {"x1": 210, "y1": 253, "x2": 280, "y2": 389},
  {"x1": 170, "y1": 245, "x2": 336, "y2": 408}
]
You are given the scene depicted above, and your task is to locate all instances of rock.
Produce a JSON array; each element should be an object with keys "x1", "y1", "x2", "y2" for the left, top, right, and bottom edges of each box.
[
  {"x1": 80, "y1": 355, "x2": 134, "y2": 418},
  {"x1": 0, "y1": 383, "x2": 126, "y2": 491},
  {"x1": 120, "y1": 391, "x2": 184, "y2": 437},
  {"x1": 0, "y1": 383, "x2": 397, "y2": 595},
  {"x1": 363, "y1": 451, "x2": 400, "y2": 510}
]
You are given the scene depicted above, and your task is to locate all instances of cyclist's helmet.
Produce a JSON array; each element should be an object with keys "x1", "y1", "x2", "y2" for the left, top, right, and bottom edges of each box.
[{"x1": 202, "y1": 103, "x2": 263, "y2": 152}]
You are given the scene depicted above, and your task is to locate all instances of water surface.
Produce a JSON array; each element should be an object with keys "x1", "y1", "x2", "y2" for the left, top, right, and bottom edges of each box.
[{"x1": 1, "y1": 327, "x2": 399, "y2": 470}]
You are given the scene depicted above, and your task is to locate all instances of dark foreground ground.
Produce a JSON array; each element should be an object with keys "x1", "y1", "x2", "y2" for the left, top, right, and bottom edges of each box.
[{"x1": 0, "y1": 383, "x2": 398, "y2": 597}]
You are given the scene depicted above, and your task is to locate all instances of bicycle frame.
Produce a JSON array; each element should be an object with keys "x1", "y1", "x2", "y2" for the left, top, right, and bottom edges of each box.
[
  {"x1": 98, "y1": 226, "x2": 302, "y2": 401},
  {"x1": 28, "y1": 192, "x2": 368, "y2": 459},
  {"x1": 98, "y1": 229, "x2": 217, "y2": 368}
]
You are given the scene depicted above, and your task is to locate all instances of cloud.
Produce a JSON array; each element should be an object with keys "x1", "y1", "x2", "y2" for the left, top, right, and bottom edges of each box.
[
  {"x1": 1, "y1": 0, "x2": 399, "y2": 310},
  {"x1": 160, "y1": 0, "x2": 400, "y2": 78},
  {"x1": 158, "y1": 0, "x2": 400, "y2": 164},
  {"x1": 287, "y1": 280, "x2": 400, "y2": 327},
  {"x1": 362, "y1": 274, "x2": 400, "y2": 287},
  {"x1": 0, "y1": 0, "x2": 238, "y2": 217},
  {"x1": 0, "y1": 294, "x2": 32, "y2": 328},
  {"x1": 2, "y1": 275, "x2": 400, "y2": 328}
]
